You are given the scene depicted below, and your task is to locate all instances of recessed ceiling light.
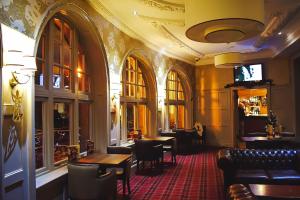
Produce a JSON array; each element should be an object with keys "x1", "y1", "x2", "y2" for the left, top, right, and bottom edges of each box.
[
  {"x1": 278, "y1": 32, "x2": 282, "y2": 35},
  {"x1": 160, "y1": 48, "x2": 166, "y2": 54},
  {"x1": 133, "y1": 10, "x2": 138, "y2": 16}
]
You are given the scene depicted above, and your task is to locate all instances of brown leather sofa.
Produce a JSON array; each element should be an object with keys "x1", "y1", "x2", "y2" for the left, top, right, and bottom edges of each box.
[{"x1": 217, "y1": 149, "x2": 300, "y2": 189}]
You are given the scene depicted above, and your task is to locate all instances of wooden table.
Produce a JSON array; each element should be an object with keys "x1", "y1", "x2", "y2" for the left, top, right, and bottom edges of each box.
[
  {"x1": 76, "y1": 153, "x2": 131, "y2": 171},
  {"x1": 141, "y1": 136, "x2": 175, "y2": 142},
  {"x1": 241, "y1": 136, "x2": 295, "y2": 149},
  {"x1": 249, "y1": 184, "x2": 300, "y2": 199}
]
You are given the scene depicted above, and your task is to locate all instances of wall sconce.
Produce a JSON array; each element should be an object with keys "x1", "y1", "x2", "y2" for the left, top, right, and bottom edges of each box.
[
  {"x1": 3, "y1": 51, "x2": 36, "y2": 88},
  {"x1": 9, "y1": 71, "x2": 30, "y2": 88}
]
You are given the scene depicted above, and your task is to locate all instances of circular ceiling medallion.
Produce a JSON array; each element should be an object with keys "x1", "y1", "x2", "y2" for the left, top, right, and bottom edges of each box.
[
  {"x1": 186, "y1": 18, "x2": 264, "y2": 43},
  {"x1": 185, "y1": 0, "x2": 264, "y2": 43},
  {"x1": 204, "y1": 27, "x2": 245, "y2": 43}
]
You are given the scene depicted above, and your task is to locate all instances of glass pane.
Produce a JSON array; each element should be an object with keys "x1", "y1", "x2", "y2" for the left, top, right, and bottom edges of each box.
[
  {"x1": 53, "y1": 40, "x2": 61, "y2": 64},
  {"x1": 54, "y1": 102, "x2": 70, "y2": 163},
  {"x1": 137, "y1": 86, "x2": 141, "y2": 99},
  {"x1": 169, "y1": 91, "x2": 176, "y2": 100},
  {"x1": 168, "y1": 80, "x2": 176, "y2": 91},
  {"x1": 79, "y1": 103, "x2": 90, "y2": 152},
  {"x1": 169, "y1": 105, "x2": 176, "y2": 129},
  {"x1": 178, "y1": 91, "x2": 184, "y2": 100},
  {"x1": 178, "y1": 105, "x2": 185, "y2": 129},
  {"x1": 138, "y1": 104, "x2": 147, "y2": 135},
  {"x1": 78, "y1": 74, "x2": 90, "y2": 93},
  {"x1": 53, "y1": 18, "x2": 62, "y2": 40},
  {"x1": 63, "y1": 69, "x2": 71, "y2": 90},
  {"x1": 53, "y1": 66, "x2": 61, "y2": 88},
  {"x1": 77, "y1": 53, "x2": 85, "y2": 72},
  {"x1": 35, "y1": 60, "x2": 44, "y2": 86},
  {"x1": 130, "y1": 85, "x2": 135, "y2": 97},
  {"x1": 130, "y1": 71, "x2": 135, "y2": 83},
  {"x1": 63, "y1": 45, "x2": 71, "y2": 68},
  {"x1": 127, "y1": 104, "x2": 134, "y2": 140},
  {"x1": 125, "y1": 84, "x2": 129, "y2": 96},
  {"x1": 63, "y1": 22, "x2": 71, "y2": 47},
  {"x1": 35, "y1": 101, "x2": 44, "y2": 169},
  {"x1": 178, "y1": 82, "x2": 183, "y2": 92},
  {"x1": 137, "y1": 73, "x2": 143, "y2": 85}
]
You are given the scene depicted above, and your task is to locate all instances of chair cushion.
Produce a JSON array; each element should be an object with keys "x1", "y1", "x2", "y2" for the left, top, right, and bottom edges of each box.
[
  {"x1": 235, "y1": 169, "x2": 269, "y2": 182},
  {"x1": 268, "y1": 170, "x2": 300, "y2": 180}
]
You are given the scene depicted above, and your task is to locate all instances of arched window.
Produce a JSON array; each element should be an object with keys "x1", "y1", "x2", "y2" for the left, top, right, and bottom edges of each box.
[
  {"x1": 165, "y1": 70, "x2": 185, "y2": 129},
  {"x1": 35, "y1": 16, "x2": 92, "y2": 171},
  {"x1": 120, "y1": 56, "x2": 147, "y2": 141}
]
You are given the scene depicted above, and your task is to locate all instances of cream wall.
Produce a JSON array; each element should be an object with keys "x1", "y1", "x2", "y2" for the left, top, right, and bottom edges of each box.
[{"x1": 195, "y1": 57, "x2": 294, "y2": 147}]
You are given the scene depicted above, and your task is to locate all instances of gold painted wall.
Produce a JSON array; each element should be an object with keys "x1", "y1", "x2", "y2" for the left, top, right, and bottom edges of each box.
[{"x1": 195, "y1": 57, "x2": 294, "y2": 146}]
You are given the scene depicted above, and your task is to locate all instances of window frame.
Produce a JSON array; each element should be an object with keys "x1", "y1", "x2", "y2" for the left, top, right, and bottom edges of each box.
[
  {"x1": 120, "y1": 56, "x2": 148, "y2": 142},
  {"x1": 35, "y1": 15, "x2": 93, "y2": 175},
  {"x1": 165, "y1": 70, "x2": 186, "y2": 129}
]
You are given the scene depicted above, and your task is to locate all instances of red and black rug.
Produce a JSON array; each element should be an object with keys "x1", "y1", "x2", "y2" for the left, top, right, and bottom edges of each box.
[{"x1": 118, "y1": 149, "x2": 224, "y2": 200}]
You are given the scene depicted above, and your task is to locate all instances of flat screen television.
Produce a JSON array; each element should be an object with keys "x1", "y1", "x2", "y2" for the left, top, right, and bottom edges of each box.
[{"x1": 234, "y1": 63, "x2": 263, "y2": 82}]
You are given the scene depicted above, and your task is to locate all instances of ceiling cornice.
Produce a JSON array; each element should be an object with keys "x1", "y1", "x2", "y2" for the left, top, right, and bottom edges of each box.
[
  {"x1": 138, "y1": 0, "x2": 185, "y2": 12},
  {"x1": 156, "y1": 25, "x2": 204, "y2": 58},
  {"x1": 88, "y1": 0, "x2": 196, "y2": 65},
  {"x1": 138, "y1": 14, "x2": 185, "y2": 26}
]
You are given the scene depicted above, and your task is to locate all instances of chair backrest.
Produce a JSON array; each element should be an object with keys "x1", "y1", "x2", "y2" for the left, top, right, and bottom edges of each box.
[
  {"x1": 134, "y1": 140, "x2": 158, "y2": 161},
  {"x1": 107, "y1": 146, "x2": 132, "y2": 176},
  {"x1": 107, "y1": 146, "x2": 132, "y2": 154},
  {"x1": 67, "y1": 145, "x2": 79, "y2": 162},
  {"x1": 68, "y1": 163, "x2": 116, "y2": 200},
  {"x1": 86, "y1": 140, "x2": 95, "y2": 155}
]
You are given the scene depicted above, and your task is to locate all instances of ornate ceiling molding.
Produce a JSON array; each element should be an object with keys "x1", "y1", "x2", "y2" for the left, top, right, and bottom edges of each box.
[
  {"x1": 87, "y1": 0, "x2": 196, "y2": 65},
  {"x1": 139, "y1": 0, "x2": 185, "y2": 12},
  {"x1": 138, "y1": 15, "x2": 185, "y2": 27},
  {"x1": 153, "y1": 24, "x2": 204, "y2": 57}
]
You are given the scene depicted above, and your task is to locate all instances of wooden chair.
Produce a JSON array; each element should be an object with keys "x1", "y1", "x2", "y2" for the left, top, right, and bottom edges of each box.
[
  {"x1": 162, "y1": 138, "x2": 177, "y2": 164},
  {"x1": 107, "y1": 146, "x2": 132, "y2": 195},
  {"x1": 68, "y1": 163, "x2": 117, "y2": 200},
  {"x1": 134, "y1": 140, "x2": 163, "y2": 173},
  {"x1": 86, "y1": 140, "x2": 95, "y2": 155}
]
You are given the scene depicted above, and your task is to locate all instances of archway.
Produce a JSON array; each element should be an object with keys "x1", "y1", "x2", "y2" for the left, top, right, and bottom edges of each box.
[{"x1": 34, "y1": 2, "x2": 109, "y2": 157}]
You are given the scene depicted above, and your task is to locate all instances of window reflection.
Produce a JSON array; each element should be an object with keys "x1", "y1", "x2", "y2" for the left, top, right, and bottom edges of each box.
[
  {"x1": 166, "y1": 70, "x2": 185, "y2": 129},
  {"x1": 54, "y1": 102, "x2": 70, "y2": 163},
  {"x1": 35, "y1": 101, "x2": 44, "y2": 169}
]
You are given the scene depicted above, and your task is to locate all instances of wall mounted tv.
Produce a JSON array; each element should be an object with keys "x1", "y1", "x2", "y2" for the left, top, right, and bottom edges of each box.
[{"x1": 234, "y1": 63, "x2": 263, "y2": 82}]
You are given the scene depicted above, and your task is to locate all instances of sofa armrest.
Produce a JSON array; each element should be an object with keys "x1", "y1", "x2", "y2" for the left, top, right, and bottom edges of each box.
[
  {"x1": 296, "y1": 151, "x2": 300, "y2": 172},
  {"x1": 217, "y1": 149, "x2": 233, "y2": 170}
]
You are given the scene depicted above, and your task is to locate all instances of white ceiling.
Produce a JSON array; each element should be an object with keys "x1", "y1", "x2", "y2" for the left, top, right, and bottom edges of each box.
[{"x1": 88, "y1": 0, "x2": 300, "y2": 65}]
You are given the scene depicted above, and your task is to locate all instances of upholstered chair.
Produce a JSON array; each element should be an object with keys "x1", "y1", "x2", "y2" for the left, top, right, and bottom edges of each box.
[
  {"x1": 68, "y1": 163, "x2": 117, "y2": 200},
  {"x1": 86, "y1": 140, "x2": 95, "y2": 155},
  {"x1": 107, "y1": 146, "x2": 132, "y2": 195},
  {"x1": 134, "y1": 140, "x2": 163, "y2": 172}
]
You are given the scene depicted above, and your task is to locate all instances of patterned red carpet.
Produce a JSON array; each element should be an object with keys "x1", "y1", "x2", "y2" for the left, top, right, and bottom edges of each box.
[{"x1": 117, "y1": 149, "x2": 225, "y2": 200}]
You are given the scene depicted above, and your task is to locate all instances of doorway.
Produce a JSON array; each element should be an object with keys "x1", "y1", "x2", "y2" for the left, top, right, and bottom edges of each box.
[{"x1": 235, "y1": 88, "x2": 268, "y2": 138}]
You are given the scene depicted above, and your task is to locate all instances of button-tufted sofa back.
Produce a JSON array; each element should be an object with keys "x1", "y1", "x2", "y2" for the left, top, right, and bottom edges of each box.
[{"x1": 229, "y1": 149, "x2": 299, "y2": 170}]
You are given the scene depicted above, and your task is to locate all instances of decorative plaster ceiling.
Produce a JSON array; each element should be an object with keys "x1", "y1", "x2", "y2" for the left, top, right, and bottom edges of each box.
[{"x1": 88, "y1": 0, "x2": 300, "y2": 66}]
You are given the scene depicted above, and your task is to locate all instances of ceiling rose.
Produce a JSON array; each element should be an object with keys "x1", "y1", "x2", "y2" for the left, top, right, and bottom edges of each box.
[
  {"x1": 185, "y1": 0, "x2": 265, "y2": 43},
  {"x1": 214, "y1": 52, "x2": 243, "y2": 68}
]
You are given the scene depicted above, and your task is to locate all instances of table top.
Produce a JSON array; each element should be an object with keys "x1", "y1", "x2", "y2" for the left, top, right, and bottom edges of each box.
[
  {"x1": 141, "y1": 136, "x2": 175, "y2": 142},
  {"x1": 249, "y1": 184, "x2": 300, "y2": 199},
  {"x1": 241, "y1": 136, "x2": 295, "y2": 142},
  {"x1": 76, "y1": 153, "x2": 131, "y2": 166}
]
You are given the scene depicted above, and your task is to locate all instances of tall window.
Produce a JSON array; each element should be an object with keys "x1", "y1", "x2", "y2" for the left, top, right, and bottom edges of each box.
[
  {"x1": 120, "y1": 56, "x2": 147, "y2": 141},
  {"x1": 165, "y1": 70, "x2": 185, "y2": 129},
  {"x1": 35, "y1": 16, "x2": 92, "y2": 171}
]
